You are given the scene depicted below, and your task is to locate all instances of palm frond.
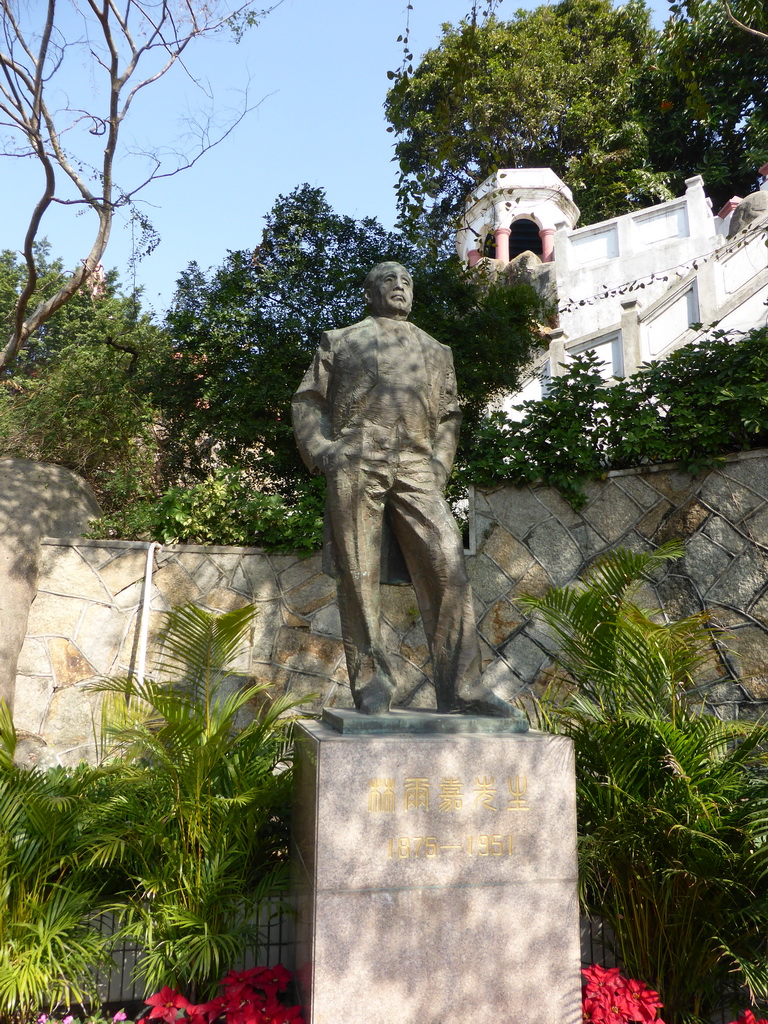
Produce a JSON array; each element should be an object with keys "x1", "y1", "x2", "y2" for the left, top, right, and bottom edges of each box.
[
  {"x1": 526, "y1": 545, "x2": 768, "y2": 1024},
  {"x1": 90, "y1": 603, "x2": 303, "y2": 998},
  {"x1": 0, "y1": 701, "x2": 15, "y2": 770},
  {"x1": 153, "y1": 603, "x2": 256, "y2": 701}
]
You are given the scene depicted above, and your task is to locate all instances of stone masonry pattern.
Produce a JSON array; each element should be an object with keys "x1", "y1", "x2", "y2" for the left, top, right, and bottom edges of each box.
[
  {"x1": 473, "y1": 450, "x2": 768, "y2": 721},
  {"x1": 13, "y1": 449, "x2": 768, "y2": 765}
]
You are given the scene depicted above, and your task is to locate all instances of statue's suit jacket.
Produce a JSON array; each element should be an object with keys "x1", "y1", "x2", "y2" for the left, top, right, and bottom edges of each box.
[{"x1": 292, "y1": 315, "x2": 463, "y2": 583}]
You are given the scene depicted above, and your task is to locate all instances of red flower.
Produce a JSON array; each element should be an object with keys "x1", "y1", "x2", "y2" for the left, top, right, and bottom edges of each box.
[
  {"x1": 582, "y1": 969, "x2": 667, "y2": 1024},
  {"x1": 730, "y1": 1012, "x2": 768, "y2": 1024},
  {"x1": 221, "y1": 966, "x2": 283, "y2": 1005},
  {"x1": 183, "y1": 1004, "x2": 211, "y2": 1024},
  {"x1": 249, "y1": 965, "x2": 293, "y2": 996},
  {"x1": 196, "y1": 1000, "x2": 222, "y2": 1024},
  {"x1": 194, "y1": 995, "x2": 227, "y2": 1024},
  {"x1": 222, "y1": 968, "x2": 263, "y2": 988},
  {"x1": 220, "y1": 980, "x2": 258, "y2": 1004},
  {"x1": 583, "y1": 995, "x2": 605, "y2": 1022},
  {"x1": 259, "y1": 993, "x2": 304, "y2": 1024},
  {"x1": 226, "y1": 1002, "x2": 267, "y2": 1024},
  {"x1": 604, "y1": 998, "x2": 633, "y2": 1024},
  {"x1": 145, "y1": 987, "x2": 190, "y2": 1024},
  {"x1": 622, "y1": 977, "x2": 662, "y2": 1023},
  {"x1": 583, "y1": 965, "x2": 622, "y2": 998}
]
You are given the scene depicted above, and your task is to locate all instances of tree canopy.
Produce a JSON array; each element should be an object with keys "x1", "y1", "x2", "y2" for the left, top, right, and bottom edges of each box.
[
  {"x1": 151, "y1": 183, "x2": 548, "y2": 493},
  {"x1": 646, "y1": 0, "x2": 768, "y2": 205},
  {"x1": 386, "y1": 0, "x2": 669, "y2": 234},
  {"x1": 0, "y1": 188, "x2": 547, "y2": 547},
  {"x1": 676, "y1": 0, "x2": 768, "y2": 40},
  {"x1": 0, "y1": 244, "x2": 162, "y2": 511},
  {"x1": 385, "y1": 0, "x2": 768, "y2": 239}
]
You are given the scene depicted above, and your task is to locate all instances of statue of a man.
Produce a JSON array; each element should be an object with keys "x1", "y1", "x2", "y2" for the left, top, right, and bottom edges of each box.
[{"x1": 292, "y1": 262, "x2": 522, "y2": 721}]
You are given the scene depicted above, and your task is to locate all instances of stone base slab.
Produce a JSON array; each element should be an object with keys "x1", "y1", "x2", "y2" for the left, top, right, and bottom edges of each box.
[
  {"x1": 322, "y1": 706, "x2": 529, "y2": 735},
  {"x1": 291, "y1": 718, "x2": 581, "y2": 1024}
]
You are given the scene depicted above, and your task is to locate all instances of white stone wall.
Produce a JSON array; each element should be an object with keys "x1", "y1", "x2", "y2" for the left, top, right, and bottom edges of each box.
[
  {"x1": 553, "y1": 176, "x2": 719, "y2": 347},
  {"x1": 459, "y1": 171, "x2": 768, "y2": 409}
]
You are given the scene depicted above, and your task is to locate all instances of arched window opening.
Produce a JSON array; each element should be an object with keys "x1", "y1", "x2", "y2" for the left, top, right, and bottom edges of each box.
[
  {"x1": 509, "y1": 219, "x2": 543, "y2": 259},
  {"x1": 482, "y1": 231, "x2": 496, "y2": 258}
]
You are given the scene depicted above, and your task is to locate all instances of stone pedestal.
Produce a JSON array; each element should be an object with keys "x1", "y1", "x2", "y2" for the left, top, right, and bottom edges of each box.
[{"x1": 291, "y1": 710, "x2": 581, "y2": 1024}]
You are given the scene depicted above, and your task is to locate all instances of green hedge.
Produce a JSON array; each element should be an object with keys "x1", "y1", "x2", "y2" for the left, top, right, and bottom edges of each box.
[
  {"x1": 90, "y1": 470, "x2": 325, "y2": 553},
  {"x1": 461, "y1": 326, "x2": 768, "y2": 506}
]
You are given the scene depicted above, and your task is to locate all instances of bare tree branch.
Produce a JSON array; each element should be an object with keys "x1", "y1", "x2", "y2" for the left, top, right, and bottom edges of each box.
[
  {"x1": 722, "y1": 0, "x2": 768, "y2": 40},
  {"x1": 120, "y1": 81, "x2": 273, "y2": 199},
  {"x1": 0, "y1": 0, "x2": 279, "y2": 373}
]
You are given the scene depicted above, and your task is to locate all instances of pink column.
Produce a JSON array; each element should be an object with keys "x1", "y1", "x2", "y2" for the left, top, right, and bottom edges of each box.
[
  {"x1": 467, "y1": 249, "x2": 481, "y2": 267},
  {"x1": 717, "y1": 197, "x2": 742, "y2": 220},
  {"x1": 540, "y1": 228, "x2": 556, "y2": 263},
  {"x1": 494, "y1": 227, "x2": 511, "y2": 264}
]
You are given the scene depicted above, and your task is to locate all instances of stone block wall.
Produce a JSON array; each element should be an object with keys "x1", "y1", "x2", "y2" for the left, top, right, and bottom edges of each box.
[
  {"x1": 0, "y1": 458, "x2": 101, "y2": 714},
  {"x1": 14, "y1": 540, "x2": 345, "y2": 766},
  {"x1": 472, "y1": 448, "x2": 768, "y2": 719},
  {"x1": 12, "y1": 449, "x2": 768, "y2": 764}
]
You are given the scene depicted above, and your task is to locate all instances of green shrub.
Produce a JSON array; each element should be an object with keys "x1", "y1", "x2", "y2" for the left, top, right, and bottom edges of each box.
[
  {"x1": 525, "y1": 546, "x2": 768, "y2": 1024},
  {"x1": 0, "y1": 704, "x2": 116, "y2": 1024},
  {"x1": 462, "y1": 325, "x2": 768, "y2": 506},
  {"x1": 0, "y1": 604, "x2": 304, "y2": 1015},
  {"x1": 90, "y1": 470, "x2": 325, "y2": 553},
  {"x1": 90, "y1": 604, "x2": 306, "y2": 1001}
]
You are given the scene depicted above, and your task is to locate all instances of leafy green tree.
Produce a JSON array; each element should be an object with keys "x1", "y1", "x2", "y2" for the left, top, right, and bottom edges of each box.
[
  {"x1": 647, "y1": 0, "x2": 768, "y2": 208},
  {"x1": 80, "y1": 183, "x2": 544, "y2": 547},
  {"x1": 716, "y1": 0, "x2": 768, "y2": 39},
  {"x1": 526, "y1": 546, "x2": 768, "y2": 1023},
  {"x1": 0, "y1": 243, "x2": 73, "y2": 372},
  {"x1": 385, "y1": 0, "x2": 768, "y2": 238},
  {"x1": 151, "y1": 185, "x2": 413, "y2": 489},
  {"x1": 385, "y1": 0, "x2": 671, "y2": 235},
  {"x1": 91, "y1": 605, "x2": 303, "y2": 1001},
  {"x1": 0, "y1": 246, "x2": 165, "y2": 512},
  {"x1": 151, "y1": 184, "x2": 546, "y2": 493}
]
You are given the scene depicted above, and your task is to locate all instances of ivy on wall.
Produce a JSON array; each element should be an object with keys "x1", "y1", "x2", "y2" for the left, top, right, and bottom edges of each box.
[{"x1": 460, "y1": 325, "x2": 768, "y2": 506}]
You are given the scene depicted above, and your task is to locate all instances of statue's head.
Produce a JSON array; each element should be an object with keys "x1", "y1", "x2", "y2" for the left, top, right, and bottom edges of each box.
[{"x1": 364, "y1": 262, "x2": 413, "y2": 320}]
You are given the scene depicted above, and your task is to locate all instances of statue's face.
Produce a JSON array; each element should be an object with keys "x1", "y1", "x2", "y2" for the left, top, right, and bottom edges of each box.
[{"x1": 365, "y1": 264, "x2": 413, "y2": 319}]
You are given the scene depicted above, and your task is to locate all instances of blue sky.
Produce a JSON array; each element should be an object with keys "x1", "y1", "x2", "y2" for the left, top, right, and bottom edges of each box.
[{"x1": 2, "y1": 0, "x2": 670, "y2": 317}]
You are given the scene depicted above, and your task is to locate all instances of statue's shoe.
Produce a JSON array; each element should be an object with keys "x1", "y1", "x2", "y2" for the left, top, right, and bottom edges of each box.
[
  {"x1": 448, "y1": 691, "x2": 529, "y2": 726},
  {"x1": 357, "y1": 694, "x2": 392, "y2": 715},
  {"x1": 355, "y1": 677, "x2": 394, "y2": 715}
]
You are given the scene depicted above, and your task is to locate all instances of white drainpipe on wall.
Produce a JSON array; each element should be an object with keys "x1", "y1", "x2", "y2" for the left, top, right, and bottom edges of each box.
[{"x1": 136, "y1": 541, "x2": 162, "y2": 685}]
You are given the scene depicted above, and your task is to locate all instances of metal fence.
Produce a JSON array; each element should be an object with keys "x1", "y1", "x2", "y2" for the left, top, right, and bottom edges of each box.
[
  {"x1": 89, "y1": 908, "x2": 296, "y2": 1014},
  {"x1": 580, "y1": 916, "x2": 617, "y2": 970},
  {"x1": 87, "y1": 909, "x2": 742, "y2": 1022},
  {"x1": 579, "y1": 916, "x2": 745, "y2": 1024}
]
